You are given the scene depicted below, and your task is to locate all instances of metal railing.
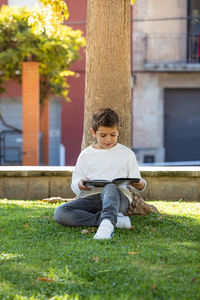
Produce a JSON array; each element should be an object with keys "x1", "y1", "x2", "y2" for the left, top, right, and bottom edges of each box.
[
  {"x1": 187, "y1": 34, "x2": 200, "y2": 63},
  {"x1": 133, "y1": 33, "x2": 200, "y2": 69}
]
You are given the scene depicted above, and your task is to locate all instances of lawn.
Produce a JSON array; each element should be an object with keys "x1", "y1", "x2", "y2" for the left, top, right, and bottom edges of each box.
[{"x1": 0, "y1": 199, "x2": 199, "y2": 300}]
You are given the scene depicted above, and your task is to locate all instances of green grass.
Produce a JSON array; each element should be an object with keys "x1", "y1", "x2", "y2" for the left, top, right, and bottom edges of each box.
[{"x1": 0, "y1": 199, "x2": 199, "y2": 300}]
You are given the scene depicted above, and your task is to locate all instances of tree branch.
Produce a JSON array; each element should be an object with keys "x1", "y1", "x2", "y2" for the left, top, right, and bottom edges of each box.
[{"x1": 0, "y1": 113, "x2": 22, "y2": 133}]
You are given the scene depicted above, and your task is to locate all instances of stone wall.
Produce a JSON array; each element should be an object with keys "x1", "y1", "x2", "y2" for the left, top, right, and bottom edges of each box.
[
  {"x1": 141, "y1": 166, "x2": 200, "y2": 202},
  {"x1": 0, "y1": 166, "x2": 200, "y2": 201}
]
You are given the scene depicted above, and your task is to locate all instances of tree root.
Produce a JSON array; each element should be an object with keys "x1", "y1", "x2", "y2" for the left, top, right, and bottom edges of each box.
[
  {"x1": 41, "y1": 197, "x2": 73, "y2": 203},
  {"x1": 127, "y1": 185, "x2": 159, "y2": 215}
]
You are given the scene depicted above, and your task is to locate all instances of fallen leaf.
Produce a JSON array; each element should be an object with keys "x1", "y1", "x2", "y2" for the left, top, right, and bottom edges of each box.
[
  {"x1": 92, "y1": 257, "x2": 99, "y2": 262},
  {"x1": 152, "y1": 283, "x2": 156, "y2": 290},
  {"x1": 36, "y1": 277, "x2": 55, "y2": 282},
  {"x1": 128, "y1": 251, "x2": 139, "y2": 255},
  {"x1": 90, "y1": 227, "x2": 95, "y2": 232},
  {"x1": 42, "y1": 197, "x2": 63, "y2": 203},
  {"x1": 42, "y1": 197, "x2": 73, "y2": 203},
  {"x1": 81, "y1": 229, "x2": 90, "y2": 234}
]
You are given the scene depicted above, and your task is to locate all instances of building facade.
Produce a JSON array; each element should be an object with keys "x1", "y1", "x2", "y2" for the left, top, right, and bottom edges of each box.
[
  {"x1": 0, "y1": 0, "x2": 199, "y2": 166},
  {"x1": 132, "y1": 0, "x2": 200, "y2": 163}
]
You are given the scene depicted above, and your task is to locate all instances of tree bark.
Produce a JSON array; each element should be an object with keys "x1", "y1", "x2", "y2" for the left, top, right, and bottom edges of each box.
[{"x1": 82, "y1": 0, "x2": 132, "y2": 149}]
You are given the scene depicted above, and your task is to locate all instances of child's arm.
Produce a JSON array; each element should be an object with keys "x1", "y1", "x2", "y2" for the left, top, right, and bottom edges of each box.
[
  {"x1": 128, "y1": 151, "x2": 146, "y2": 192},
  {"x1": 131, "y1": 179, "x2": 145, "y2": 191},
  {"x1": 78, "y1": 178, "x2": 92, "y2": 191},
  {"x1": 71, "y1": 152, "x2": 91, "y2": 195}
]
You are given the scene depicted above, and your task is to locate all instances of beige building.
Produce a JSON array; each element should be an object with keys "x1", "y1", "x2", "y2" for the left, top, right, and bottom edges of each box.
[{"x1": 132, "y1": 0, "x2": 200, "y2": 164}]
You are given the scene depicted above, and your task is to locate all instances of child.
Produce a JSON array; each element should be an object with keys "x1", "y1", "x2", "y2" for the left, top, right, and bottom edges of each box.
[{"x1": 54, "y1": 108, "x2": 146, "y2": 239}]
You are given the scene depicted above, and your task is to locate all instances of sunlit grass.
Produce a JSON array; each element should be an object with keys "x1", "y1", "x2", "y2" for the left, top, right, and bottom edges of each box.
[{"x1": 0, "y1": 199, "x2": 199, "y2": 300}]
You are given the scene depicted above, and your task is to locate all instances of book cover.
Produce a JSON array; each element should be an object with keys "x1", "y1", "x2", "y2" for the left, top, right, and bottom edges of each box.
[{"x1": 83, "y1": 178, "x2": 140, "y2": 187}]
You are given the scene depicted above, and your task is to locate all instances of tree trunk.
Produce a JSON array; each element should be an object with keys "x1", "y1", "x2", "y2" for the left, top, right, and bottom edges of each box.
[{"x1": 82, "y1": 0, "x2": 132, "y2": 149}]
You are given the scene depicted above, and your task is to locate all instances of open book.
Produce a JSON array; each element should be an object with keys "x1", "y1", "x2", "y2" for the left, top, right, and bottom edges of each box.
[{"x1": 83, "y1": 178, "x2": 140, "y2": 188}]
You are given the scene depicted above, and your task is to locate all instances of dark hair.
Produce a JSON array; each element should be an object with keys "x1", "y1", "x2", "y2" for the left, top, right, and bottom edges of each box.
[{"x1": 91, "y1": 108, "x2": 120, "y2": 132}]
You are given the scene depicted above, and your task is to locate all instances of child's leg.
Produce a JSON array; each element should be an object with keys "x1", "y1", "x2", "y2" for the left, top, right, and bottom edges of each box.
[
  {"x1": 100, "y1": 183, "x2": 130, "y2": 227},
  {"x1": 54, "y1": 194, "x2": 102, "y2": 227},
  {"x1": 94, "y1": 184, "x2": 130, "y2": 239}
]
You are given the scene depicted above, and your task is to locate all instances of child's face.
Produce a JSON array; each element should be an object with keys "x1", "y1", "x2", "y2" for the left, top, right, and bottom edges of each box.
[{"x1": 91, "y1": 126, "x2": 120, "y2": 149}]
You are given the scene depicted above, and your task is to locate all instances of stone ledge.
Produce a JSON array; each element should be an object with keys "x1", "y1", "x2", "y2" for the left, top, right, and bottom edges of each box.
[
  {"x1": 140, "y1": 166, "x2": 200, "y2": 177},
  {"x1": 144, "y1": 63, "x2": 200, "y2": 72},
  {"x1": 0, "y1": 166, "x2": 74, "y2": 177},
  {"x1": 0, "y1": 166, "x2": 200, "y2": 177},
  {"x1": 0, "y1": 166, "x2": 200, "y2": 201}
]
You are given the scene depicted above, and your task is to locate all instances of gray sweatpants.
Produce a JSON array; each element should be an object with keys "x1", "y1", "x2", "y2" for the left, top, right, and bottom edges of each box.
[{"x1": 54, "y1": 183, "x2": 130, "y2": 227}]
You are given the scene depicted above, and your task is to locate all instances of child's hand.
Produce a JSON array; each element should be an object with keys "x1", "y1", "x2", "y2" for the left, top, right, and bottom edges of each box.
[
  {"x1": 78, "y1": 178, "x2": 92, "y2": 191},
  {"x1": 131, "y1": 179, "x2": 145, "y2": 191}
]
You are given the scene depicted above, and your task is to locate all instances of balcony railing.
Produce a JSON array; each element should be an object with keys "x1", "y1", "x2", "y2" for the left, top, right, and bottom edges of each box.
[
  {"x1": 133, "y1": 33, "x2": 200, "y2": 70},
  {"x1": 187, "y1": 34, "x2": 200, "y2": 63}
]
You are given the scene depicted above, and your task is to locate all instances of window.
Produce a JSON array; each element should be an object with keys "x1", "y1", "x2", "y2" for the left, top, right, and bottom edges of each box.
[{"x1": 188, "y1": 0, "x2": 200, "y2": 62}]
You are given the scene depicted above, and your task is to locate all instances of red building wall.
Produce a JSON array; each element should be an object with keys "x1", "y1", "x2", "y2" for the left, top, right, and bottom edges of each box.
[
  {"x1": 0, "y1": 0, "x2": 87, "y2": 166},
  {"x1": 62, "y1": 0, "x2": 87, "y2": 165},
  {"x1": 0, "y1": 0, "x2": 7, "y2": 6}
]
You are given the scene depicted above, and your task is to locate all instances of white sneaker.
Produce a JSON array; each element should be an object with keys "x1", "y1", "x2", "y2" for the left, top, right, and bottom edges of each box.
[
  {"x1": 116, "y1": 213, "x2": 131, "y2": 229},
  {"x1": 94, "y1": 219, "x2": 114, "y2": 240}
]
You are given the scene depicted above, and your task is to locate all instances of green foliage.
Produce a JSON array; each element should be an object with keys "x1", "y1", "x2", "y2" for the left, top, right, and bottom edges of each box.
[
  {"x1": 29, "y1": 0, "x2": 69, "y2": 36},
  {"x1": 0, "y1": 199, "x2": 199, "y2": 299},
  {"x1": 0, "y1": 5, "x2": 85, "y2": 102},
  {"x1": 32, "y1": 0, "x2": 135, "y2": 37}
]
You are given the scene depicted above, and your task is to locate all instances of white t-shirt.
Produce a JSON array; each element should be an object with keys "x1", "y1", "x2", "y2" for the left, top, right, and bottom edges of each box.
[{"x1": 71, "y1": 143, "x2": 145, "y2": 203}]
